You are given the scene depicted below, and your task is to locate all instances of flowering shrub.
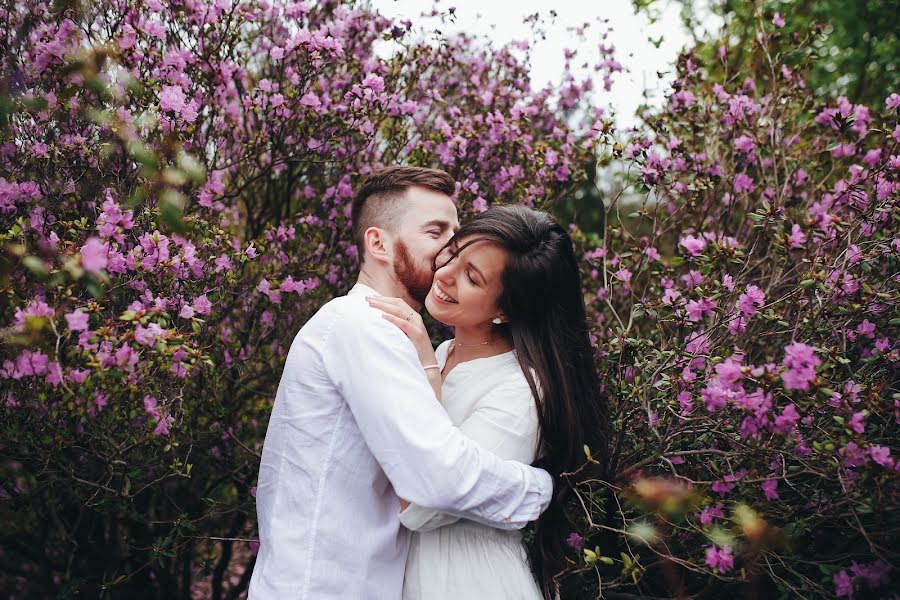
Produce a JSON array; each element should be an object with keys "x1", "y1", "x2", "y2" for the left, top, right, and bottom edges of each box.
[
  {"x1": 0, "y1": 1, "x2": 611, "y2": 597},
  {"x1": 1, "y1": 1, "x2": 896, "y2": 598},
  {"x1": 567, "y1": 11, "x2": 899, "y2": 599}
]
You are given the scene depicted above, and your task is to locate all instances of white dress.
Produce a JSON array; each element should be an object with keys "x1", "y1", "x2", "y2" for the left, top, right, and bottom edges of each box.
[{"x1": 401, "y1": 341, "x2": 544, "y2": 600}]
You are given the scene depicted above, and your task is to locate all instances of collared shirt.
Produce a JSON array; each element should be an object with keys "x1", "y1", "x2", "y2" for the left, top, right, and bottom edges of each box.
[{"x1": 248, "y1": 284, "x2": 553, "y2": 599}]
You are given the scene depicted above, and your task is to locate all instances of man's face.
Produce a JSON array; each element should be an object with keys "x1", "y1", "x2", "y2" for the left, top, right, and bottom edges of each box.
[{"x1": 391, "y1": 186, "x2": 459, "y2": 304}]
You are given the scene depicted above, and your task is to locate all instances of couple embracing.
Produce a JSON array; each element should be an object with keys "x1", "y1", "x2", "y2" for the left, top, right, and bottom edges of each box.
[{"x1": 248, "y1": 166, "x2": 608, "y2": 599}]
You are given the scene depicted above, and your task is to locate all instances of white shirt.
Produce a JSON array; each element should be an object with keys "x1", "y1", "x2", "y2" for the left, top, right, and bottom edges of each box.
[{"x1": 248, "y1": 284, "x2": 553, "y2": 599}]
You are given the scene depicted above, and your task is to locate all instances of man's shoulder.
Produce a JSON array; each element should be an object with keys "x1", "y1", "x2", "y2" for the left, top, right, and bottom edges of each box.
[{"x1": 307, "y1": 291, "x2": 390, "y2": 338}]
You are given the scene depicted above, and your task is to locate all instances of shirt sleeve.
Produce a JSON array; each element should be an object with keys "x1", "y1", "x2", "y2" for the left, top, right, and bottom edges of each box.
[
  {"x1": 321, "y1": 301, "x2": 551, "y2": 530},
  {"x1": 399, "y1": 380, "x2": 539, "y2": 532}
]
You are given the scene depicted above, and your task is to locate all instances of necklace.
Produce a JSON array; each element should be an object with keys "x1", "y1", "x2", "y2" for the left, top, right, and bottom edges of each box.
[{"x1": 453, "y1": 339, "x2": 491, "y2": 347}]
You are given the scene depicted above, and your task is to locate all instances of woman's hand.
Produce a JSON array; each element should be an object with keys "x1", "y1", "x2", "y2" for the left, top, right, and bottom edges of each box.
[{"x1": 365, "y1": 296, "x2": 438, "y2": 370}]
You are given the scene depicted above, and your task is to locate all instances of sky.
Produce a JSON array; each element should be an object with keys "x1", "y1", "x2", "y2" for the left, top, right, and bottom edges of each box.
[{"x1": 371, "y1": 0, "x2": 721, "y2": 128}]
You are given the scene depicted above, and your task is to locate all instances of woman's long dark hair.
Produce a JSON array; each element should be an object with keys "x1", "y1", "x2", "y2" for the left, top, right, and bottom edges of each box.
[{"x1": 438, "y1": 204, "x2": 609, "y2": 597}]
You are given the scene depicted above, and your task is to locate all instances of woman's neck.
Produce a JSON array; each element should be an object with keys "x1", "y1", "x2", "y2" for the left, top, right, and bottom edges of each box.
[{"x1": 451, "y1": 325, "x2": 512, "y2": 362}]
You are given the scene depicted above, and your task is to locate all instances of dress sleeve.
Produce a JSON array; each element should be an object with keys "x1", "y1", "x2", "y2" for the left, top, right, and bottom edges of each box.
[
  {"x1": 400, "y1": 375, "x2": 539, "y2": 532},
  {"x1": 322, "y1": 304, "x2": 551, "y2": 530}
]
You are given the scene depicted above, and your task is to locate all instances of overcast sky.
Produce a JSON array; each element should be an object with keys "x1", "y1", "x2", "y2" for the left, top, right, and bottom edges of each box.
[{"x1": 371, "y1": 0, "x2": 721, "y2": 128}]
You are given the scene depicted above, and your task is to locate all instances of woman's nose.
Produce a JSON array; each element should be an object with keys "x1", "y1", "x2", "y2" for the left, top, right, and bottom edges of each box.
[{"x1": 434, "y1": 263, "x2": 455, "y2": 285}]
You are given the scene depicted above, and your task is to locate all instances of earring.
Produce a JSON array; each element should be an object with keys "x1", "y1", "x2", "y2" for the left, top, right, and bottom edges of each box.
[{"x1": 492, "y1": 317, "x2": 503, "y2": 325}]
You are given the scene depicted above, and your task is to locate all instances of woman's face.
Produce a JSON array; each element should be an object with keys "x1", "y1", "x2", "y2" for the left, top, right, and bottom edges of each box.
[{"x1": 424, "y1": 236, "x2": 508, "y2": 329}]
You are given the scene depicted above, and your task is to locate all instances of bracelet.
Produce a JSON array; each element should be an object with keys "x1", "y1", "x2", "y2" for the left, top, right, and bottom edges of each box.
[{"x1": 422, "y1": 364, "x2": 441, "y2": 371}]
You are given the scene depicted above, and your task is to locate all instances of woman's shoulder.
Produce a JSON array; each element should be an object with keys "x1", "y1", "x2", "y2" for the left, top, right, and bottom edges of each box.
[{"x1": 436, "y1": 339, "x2": 453, "y2": 365}]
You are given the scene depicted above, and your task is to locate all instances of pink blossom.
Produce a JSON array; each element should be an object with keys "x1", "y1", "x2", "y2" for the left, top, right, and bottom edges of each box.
[
  {"x1": 787, "y1": 223, "x2": 807, "y2": 248},
  {"x1": 855, "y1": 319, "x2": 876, "y2": 339},
  {"x1": 705, "y1": 545, "x2": 734, "y2": 573},
  {"x1": 179, "y1": 304, "x2": 195, "y2": 319},
  {"x1": 698, "y1": 503, "x2": 725, "y2": 525},
  {"x1": 193, "y1": 294, "x2": 212, "y2": 315},
  {"x1": 781, "y1": 342, "x2": 819, "y2": 390},
  {"x1": 738, "y1": 285, "x2": 765, "y2": 316},
  {"x1": 679, "y1": 234, "x2": 707, "y2": 257},
  {"x1": 734, "y1": 135, "x2": 755, "y2": 154},
  {"x1": 159, "y1": 85, "x2": 186, "y2": 113},
  {"x1": 361, "y1": 73, "x2": 385, "y2": 93},
  {"x1": 65, "y1": 309, "x2": 90, "y2": 331},
  {"x1": 300, "y1": 92, "x2": 321, "y2": 110},
  {"x1": 833, "y1": 570, "x2": 853, "y2": 598},
  {"x1": 887, "y1": 93, "x2": 900, "y2": 110},
  {"x1": 733, "y1": 173, "x2": 754, "y2": 194},
  {"x1": 848, "y1": 411, "x2": 866, "y2": 433},
  {"x1": 850, "y1": 559, "x2": 892, "y2": 588},
  {"x1": 772, "y1": 12, "x2": 785, "y2": 27},
  {"x1": 214, "y1": 254, "x2": 233, "y2": 273},
  {"x1": 80, "y1": 237, "x2": 109, "y2": 272},
  {"x1": 868, "y1": 445, "x2": 893, "y2": 468},
  {"x1": 761, "y1": 479, "x2": 779, "y2": 500},
  {"x1": 773, "y1": 403, "x2": 800, "y2": 434}
]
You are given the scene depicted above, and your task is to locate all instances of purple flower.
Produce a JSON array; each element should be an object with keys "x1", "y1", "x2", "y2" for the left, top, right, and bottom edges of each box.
[
  {"x1": 787, "y1": 223, "x2": 807, "y2": 248},
  {"x1": 781, "y1": 342, "x2": 819, "y2": 390},
  {"x1": 566, "y1": 532, "x2": 584, "y2": 551},
  {"x1": 761, "y1": 479, "x2": 779, "y2": 500},
  {"x1": 698, "y1": 503, "x2": 725, "y2": 525},
  {"x1": 733, "y1": 173, "x2": 755, "y2": 194},
  {"x1": 773, "y1": 403, "x2": 800, "y2": 433},
  {"x1": 887, "y1": 93, "x2": 900, "y2": 111},
  {"x1": 850, "y1": 559, "x2": 892, "y2": 588},
  {"x1": 361, "y1": 73, "x2": 385, "y2": 93},
  {"x1": 300, "y1": 92, "x2": 321, "y2": 110},
  {"x1": 738, "y1": 285, "x2": 765, "y2": 316},
  {"x1": 159, "y1": 85, "x2": 186, "y2": 113},
  {"x1": 734, "y1": 135, "x2": 755, "y2": 154},
  {"x1": 833, "y1": 569, "x2": 853, "y2": 598},
  {"x1": 679, "y1": 234, "x2": 707, "y2": 257},
  {"x1": 705, "y1": 545, "x2": 734, "y2": 573},
  {"x1": 65, "y1": 309, "x2": 90, "y2": 332},
  {"x1": 193, "y1": 294, "x2": 212, "y2": 315},
  {"x1": 848, "y1": 411, "x2": 866, "y2": 434},
  {"x1": 773, "y1": 12, "x2": 785, "y2": 27},
  {"x1": 80, "y1": 237, "x2": 109, "y2": 273},
  {"x1": 868, "y1": 445, "x2": 893, "y2": 468}
]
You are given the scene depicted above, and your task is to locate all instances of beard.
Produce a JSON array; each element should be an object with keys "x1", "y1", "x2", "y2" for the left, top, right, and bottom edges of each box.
[{"x1": 394, "y1": 239, "x2": 434, "y2": 304}]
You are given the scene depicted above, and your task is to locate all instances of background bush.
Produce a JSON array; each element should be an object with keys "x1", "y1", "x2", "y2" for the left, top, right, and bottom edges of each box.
[{"x1": 1, "y1": 1, "x2": 896, "y2": 598}]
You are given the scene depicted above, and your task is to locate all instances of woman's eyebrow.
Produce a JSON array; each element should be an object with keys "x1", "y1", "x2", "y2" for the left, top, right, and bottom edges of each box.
[{"x1": 466, "y1": 259, "x2": 486, "y2": 282}]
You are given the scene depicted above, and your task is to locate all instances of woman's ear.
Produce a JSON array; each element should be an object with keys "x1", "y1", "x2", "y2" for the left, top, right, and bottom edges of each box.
[{"x1": 363, "y1": 226, "x2": 391, "y2": 265}]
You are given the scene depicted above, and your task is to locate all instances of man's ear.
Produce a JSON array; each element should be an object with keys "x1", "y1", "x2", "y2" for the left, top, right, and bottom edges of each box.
[{"x1": 363, "y1": 226, "x2": 392, "y2": 265}]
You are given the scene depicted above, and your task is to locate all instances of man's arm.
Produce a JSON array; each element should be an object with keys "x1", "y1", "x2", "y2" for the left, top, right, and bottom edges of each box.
[
  {"x1": 322, "y1": 303, "x2": 551, "y2": 529},
  {"x1": 400, "y1": 380, "x2": 540, "y2": 532}
]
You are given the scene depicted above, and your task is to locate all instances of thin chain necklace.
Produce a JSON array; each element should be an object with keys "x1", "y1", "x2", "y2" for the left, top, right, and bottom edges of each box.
[{"x1": 449, "y1": 338, "x2": 491, "y2": 355}]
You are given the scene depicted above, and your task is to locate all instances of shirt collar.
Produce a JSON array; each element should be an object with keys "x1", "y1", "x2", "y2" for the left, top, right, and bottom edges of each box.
[{"x1": 349, "y1": 282, "x2": 380, "y2": 297}]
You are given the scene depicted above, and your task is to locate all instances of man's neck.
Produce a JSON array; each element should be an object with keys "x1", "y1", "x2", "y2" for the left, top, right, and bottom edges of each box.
[{"x1": 356, "y1": 267, "x2": 423, "y2": 312}]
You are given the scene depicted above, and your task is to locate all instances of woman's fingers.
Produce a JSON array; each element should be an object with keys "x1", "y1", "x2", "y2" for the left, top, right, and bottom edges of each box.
[
  {"x1": 380, "y1": 312, "x2": 414, "y2": 338},
  {"x1": 366, "y1": 297, "x2": 419, "y2": 322}
]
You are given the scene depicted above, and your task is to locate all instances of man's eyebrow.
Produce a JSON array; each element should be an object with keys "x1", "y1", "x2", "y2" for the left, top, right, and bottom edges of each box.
[{"x1": 421, "y1": 219, "x2": 452, "y2": 230}]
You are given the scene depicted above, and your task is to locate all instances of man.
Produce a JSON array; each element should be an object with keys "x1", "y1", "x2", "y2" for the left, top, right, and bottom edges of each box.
[{"x1": 248, "y1": 166, "x2": 553, "y2": 598}]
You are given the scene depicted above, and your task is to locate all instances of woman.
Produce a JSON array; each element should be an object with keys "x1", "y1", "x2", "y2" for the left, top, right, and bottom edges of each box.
[{"x1": 366, "y1": 204, "x2": 608, "y2": 599}]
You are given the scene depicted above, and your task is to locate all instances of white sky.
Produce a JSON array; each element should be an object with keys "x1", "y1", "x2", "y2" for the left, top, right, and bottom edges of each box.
[{"x1": 371, "y1": 0, "x2": 721, "y2": 128}]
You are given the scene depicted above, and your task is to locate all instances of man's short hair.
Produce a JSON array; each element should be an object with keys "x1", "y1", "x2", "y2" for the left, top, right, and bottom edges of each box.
[{"x1": 351, "y1": 166, "x2": 456, "y2": 258}]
